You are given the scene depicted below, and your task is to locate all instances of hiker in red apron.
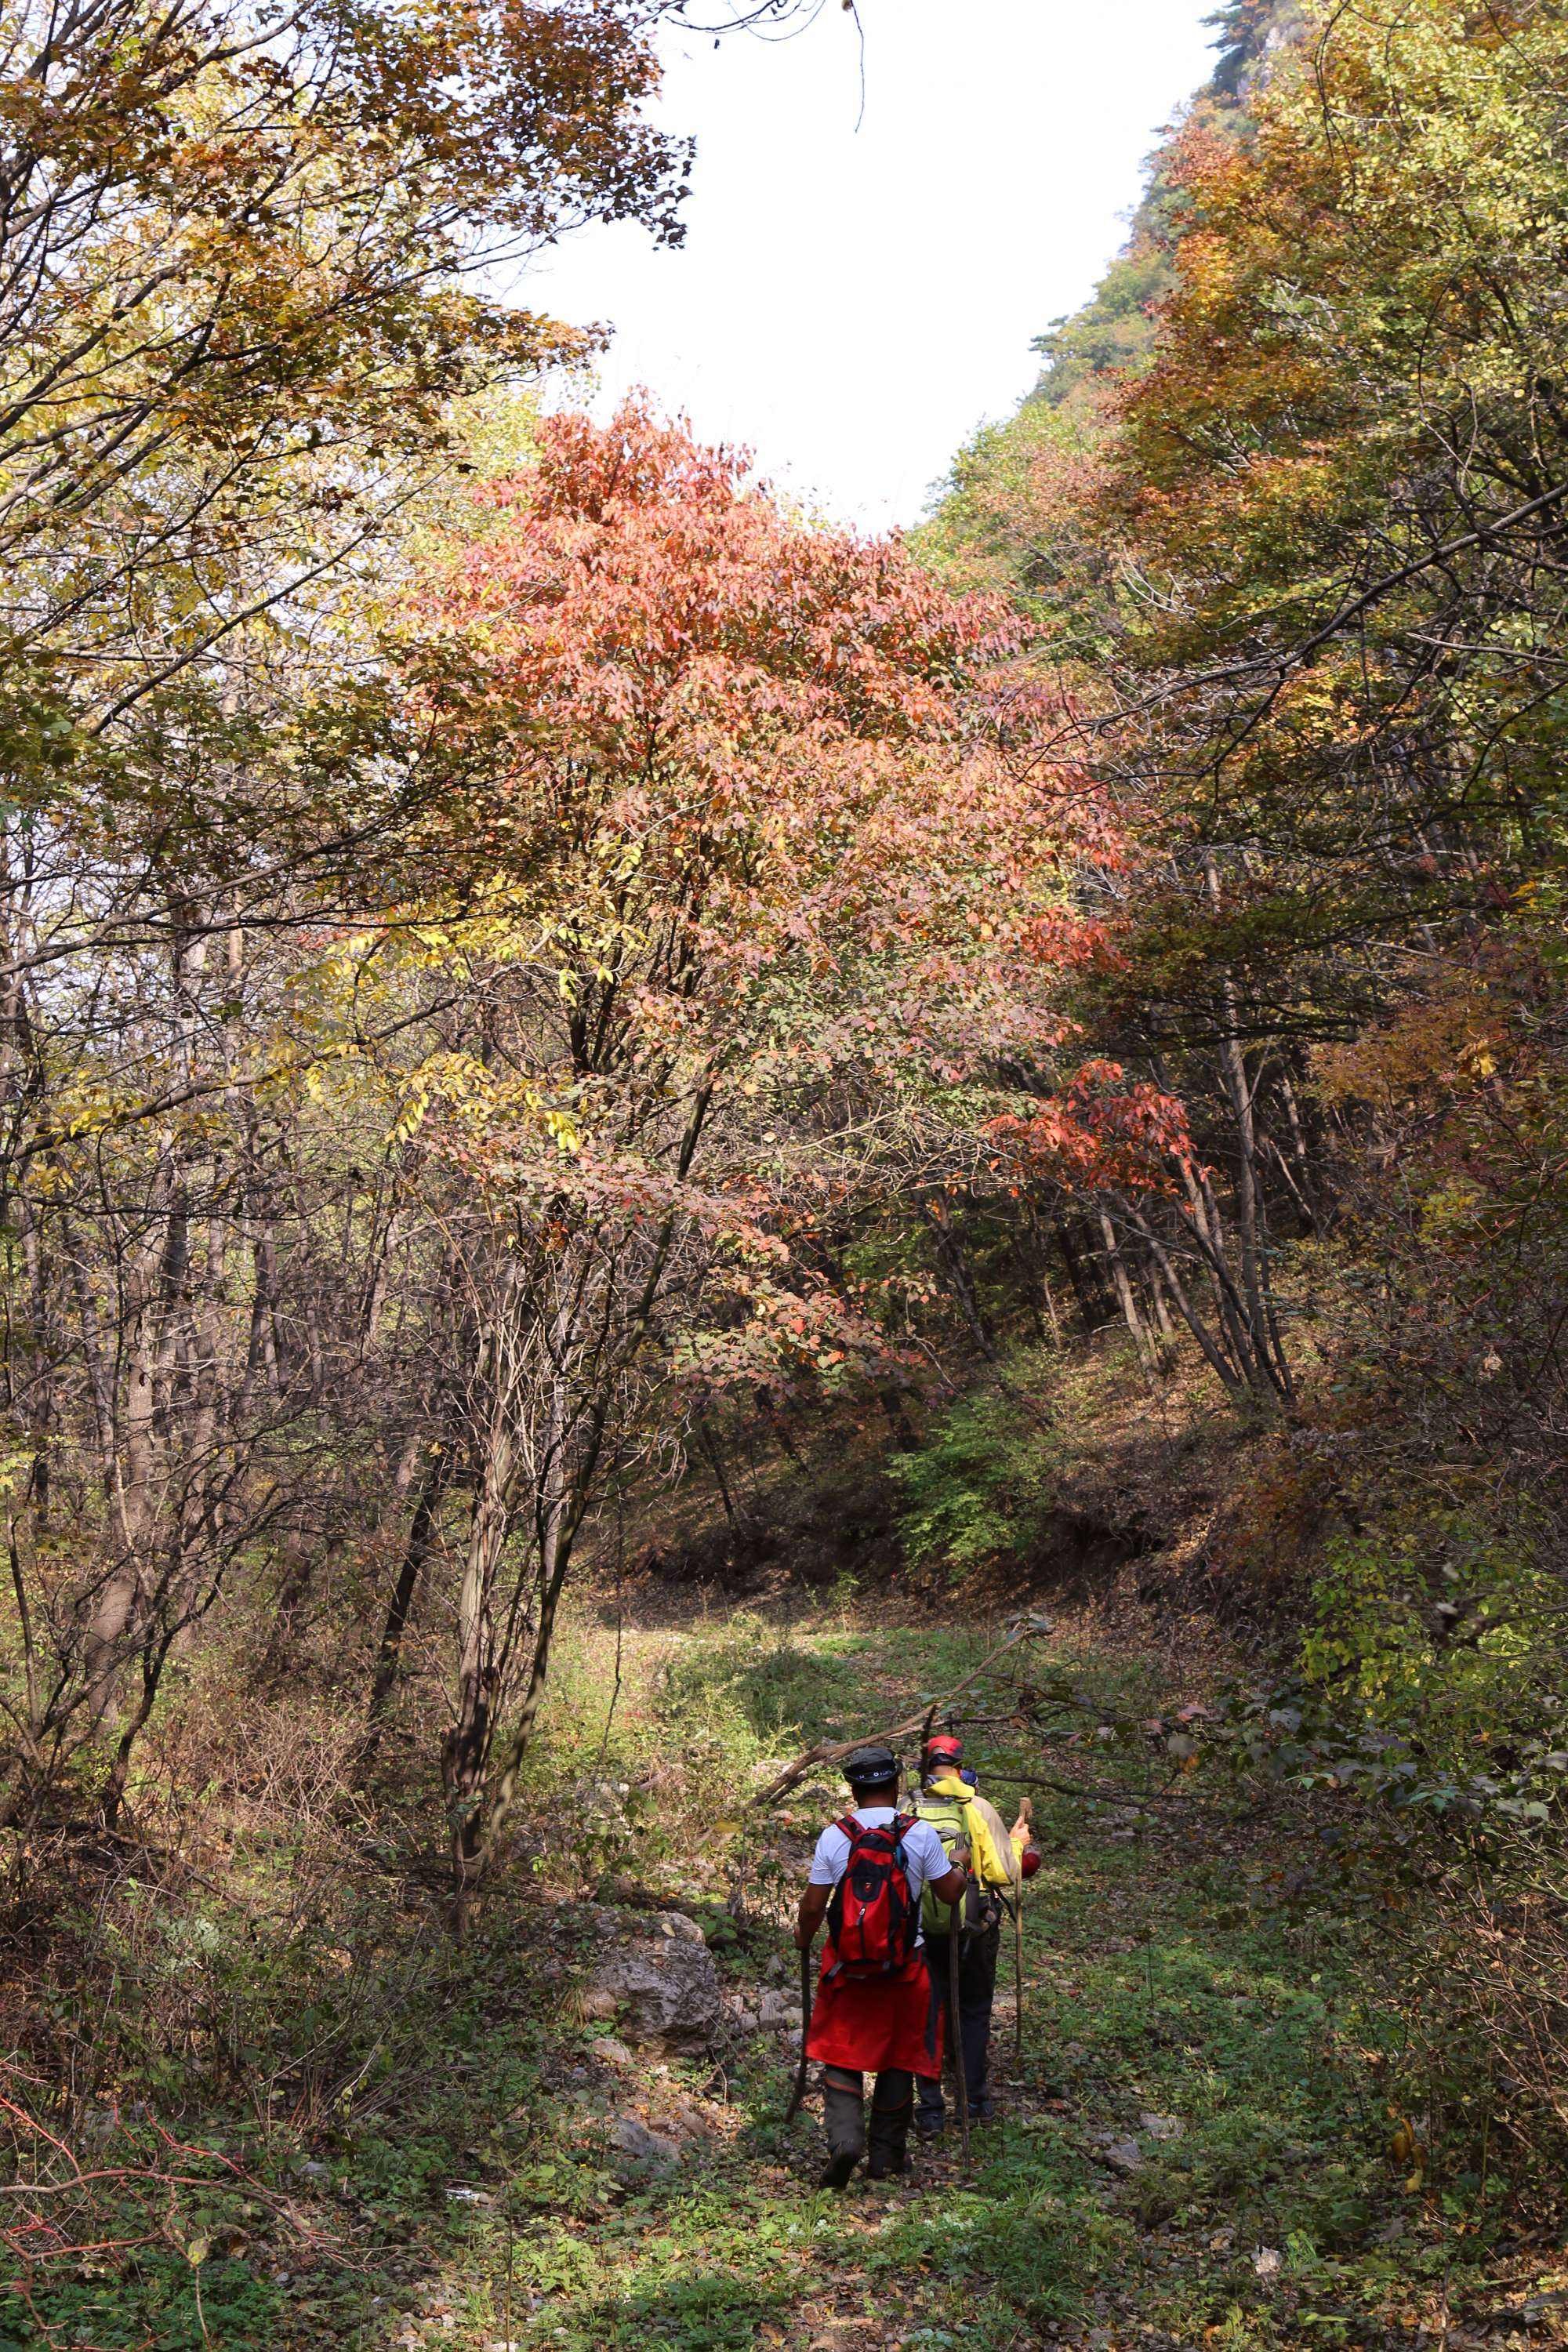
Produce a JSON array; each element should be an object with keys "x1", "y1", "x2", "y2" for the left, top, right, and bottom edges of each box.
[{"x1": 794, "y1": 1744, "x2": 968, "y2": 2189}]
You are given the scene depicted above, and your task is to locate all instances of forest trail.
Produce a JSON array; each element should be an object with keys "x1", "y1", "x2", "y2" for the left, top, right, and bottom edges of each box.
[{"x1": 308, "y1": 1600, "x2": 1505, "y2": 2352}]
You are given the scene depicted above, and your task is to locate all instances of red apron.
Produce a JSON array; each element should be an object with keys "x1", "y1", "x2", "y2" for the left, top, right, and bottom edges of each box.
[{"x1": 805, "y1": 1944, "x2": 944, "y2": 2078}]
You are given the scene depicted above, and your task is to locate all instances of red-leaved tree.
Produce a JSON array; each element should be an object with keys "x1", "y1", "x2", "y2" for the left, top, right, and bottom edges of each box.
[{"x1": 371, "y1": 399, "x2": 1116, "y2": 1907}]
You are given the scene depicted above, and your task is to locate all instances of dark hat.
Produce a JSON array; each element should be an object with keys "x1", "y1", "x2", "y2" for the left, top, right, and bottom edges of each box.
[{"x1": 844, "y1": 1744, "x2": 898, "y2": 1788}]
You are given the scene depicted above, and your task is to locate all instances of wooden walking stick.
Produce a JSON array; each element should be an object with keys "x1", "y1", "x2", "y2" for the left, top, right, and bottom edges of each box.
[
  {"x1": 783, "y1": 1941, "x2": 815, "y2": 2125},
  {"x1": 948, "y1": 1882, "x2": 971, "y2": 2161},
  {"x1": 1011, "y1": 1796, "x2": 1031, "y2": 2060}
]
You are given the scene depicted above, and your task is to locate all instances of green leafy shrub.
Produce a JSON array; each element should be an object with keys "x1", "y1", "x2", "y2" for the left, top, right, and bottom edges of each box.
[
  {"x1": 1301, "y1": 1519, "x2": 1561, "y2": 1758},
  {"x1": 891, "y1": 1366, "x2": 1064, "y2": 1578}
]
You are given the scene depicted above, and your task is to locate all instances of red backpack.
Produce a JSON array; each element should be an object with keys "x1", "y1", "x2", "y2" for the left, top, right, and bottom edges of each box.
[{"x1": 824, "y1": 1813, "x2": 920, "y2": 1980}]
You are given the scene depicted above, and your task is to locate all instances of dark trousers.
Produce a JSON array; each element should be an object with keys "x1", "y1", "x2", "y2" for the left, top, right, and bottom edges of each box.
[
  {"x1": 920, "y1": 1923, "x2": 1000, "y2": 2127},
  {"x1": 822, "y1": 2066, "x2": 915, "y2": 2176}
]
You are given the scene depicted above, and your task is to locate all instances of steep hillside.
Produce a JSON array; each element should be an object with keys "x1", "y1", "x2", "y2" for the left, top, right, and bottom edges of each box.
[{"x1": 916, "y1": 0, "x2": 1301, "y2": 601}]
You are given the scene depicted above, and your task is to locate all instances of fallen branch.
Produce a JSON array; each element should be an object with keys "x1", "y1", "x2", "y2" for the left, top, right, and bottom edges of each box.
[
  {"x1": 982, "y1": 1766, "x2": 1211, "y2": 1808},
  {"x1": 750, "y1": 1620, "x2": 1045, "y2": 1807}
]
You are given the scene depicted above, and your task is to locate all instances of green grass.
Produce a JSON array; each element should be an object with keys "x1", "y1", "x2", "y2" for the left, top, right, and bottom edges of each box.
[{"x1": 8, "y1": 1609, "x2": 1530, "y2": 2351}]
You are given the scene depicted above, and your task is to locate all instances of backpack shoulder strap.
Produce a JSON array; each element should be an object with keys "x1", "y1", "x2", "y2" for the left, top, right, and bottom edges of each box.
[{"x1": 834, "y1": 1814, "x2": 861, "y2": 1841}]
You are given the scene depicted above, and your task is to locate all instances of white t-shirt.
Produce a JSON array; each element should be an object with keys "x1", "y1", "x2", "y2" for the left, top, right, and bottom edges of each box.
[{"x1": 808, "y1": 1806, "x2": 952, "y2": 1947}]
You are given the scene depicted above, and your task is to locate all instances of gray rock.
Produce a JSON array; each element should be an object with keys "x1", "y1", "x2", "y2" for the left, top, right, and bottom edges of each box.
[
  {"x1": 653, "y1": 1911, "x2": 706, "y2": 1946},
  {"x1": 586, "y1": 1933, "x2": 722, "y2": 2053},
  {"x1": 1138, "y1": 2111, "x2": 1185, "y2": 2140},
  {"x1": 660, "y1": 2095, "x2": 714, "y2": 2143},
  {"x1": 1100, "y1": 2137, "x2": 1145, "y2": 2175},
  {"x1": 757, "y1": 1989, "x2": 803, "y2": 2029},
  {"x1": 605, "y1": 2114, "x2": 681, "y2": 2166}
]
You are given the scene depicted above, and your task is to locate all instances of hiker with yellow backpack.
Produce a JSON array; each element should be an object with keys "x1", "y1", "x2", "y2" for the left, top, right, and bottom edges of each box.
[{"x1": 914, "y1": 1733, "x2": 1039, "y2": 2139}]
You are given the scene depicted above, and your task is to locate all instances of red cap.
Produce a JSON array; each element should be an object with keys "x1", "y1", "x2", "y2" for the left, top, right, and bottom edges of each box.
[
  {"x1": 1019, "y1": 1847, "x2": 1042, "y2": 1879},
  {"x1": 924, "y1": 1733, "x2": 963, "y2": 1765}
]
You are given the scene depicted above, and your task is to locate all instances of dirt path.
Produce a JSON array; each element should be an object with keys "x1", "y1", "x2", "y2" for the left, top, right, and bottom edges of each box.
[{"x1": 348, "y1": 1606, "x2": 1534, "y2": 2352}]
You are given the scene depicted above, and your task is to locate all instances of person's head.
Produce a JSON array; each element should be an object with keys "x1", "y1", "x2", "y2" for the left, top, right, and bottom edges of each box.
[
  {"x1": 922, "y1": 1732, "x2": 963, "y2": 1782},
  {"x1": 844, "y1": 1744, "x2": 900, "y2": 1806}
]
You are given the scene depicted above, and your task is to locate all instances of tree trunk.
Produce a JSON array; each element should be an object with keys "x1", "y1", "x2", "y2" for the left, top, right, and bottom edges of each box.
[
  {"x1": 924, "y1": 1198, "x2": 998, "y2": 1361},
  {"x1": 442, "y1": 1442, "x2": 513, "y2": 1929},
  {"x1": 1054, "y1": 1218, "x2": 1105, "y2": 1327},
  {"x1": 1206, "y1": 855, "x2": 1293, "y2": 1405},
  {"x1": 1097, "y1": 1209, "x2": 1158, "y2": 1375},
  {"x1": 363, "y1": 1453, "x2": 448, "y2": 1759}
]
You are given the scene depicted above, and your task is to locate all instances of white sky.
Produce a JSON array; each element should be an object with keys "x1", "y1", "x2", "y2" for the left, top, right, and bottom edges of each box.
[{"x1": 517, "y1": 1, "x2": 1218, "y2": 532}]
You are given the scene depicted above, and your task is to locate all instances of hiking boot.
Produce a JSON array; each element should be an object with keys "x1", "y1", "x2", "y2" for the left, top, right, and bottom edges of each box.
[
  {"x1": 819, "y1": 2080, "x2": 866, "y2": 2191},
  {"x1": 867, "y1": 2084, "x2": 913, "y2": 2180}
]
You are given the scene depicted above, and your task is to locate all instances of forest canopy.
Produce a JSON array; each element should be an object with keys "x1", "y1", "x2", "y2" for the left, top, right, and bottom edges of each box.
[{"x1": 5, "y1": 0, "x2": 1568, "y2": 2338}]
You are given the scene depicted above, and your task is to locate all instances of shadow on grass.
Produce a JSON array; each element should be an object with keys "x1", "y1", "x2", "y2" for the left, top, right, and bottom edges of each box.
[{"x1": 555, "y1": 2270, "x2": 798, "y2": 2350}]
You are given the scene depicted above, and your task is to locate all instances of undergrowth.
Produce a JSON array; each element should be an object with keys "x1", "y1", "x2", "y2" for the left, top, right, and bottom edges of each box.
[{"x1": 5, "y1": 1599, "x2": 1558, "y2": 2351}]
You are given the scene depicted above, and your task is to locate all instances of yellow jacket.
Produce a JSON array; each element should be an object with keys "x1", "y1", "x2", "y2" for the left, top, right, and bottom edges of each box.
[{"x1": 916, "y1": 1773, "x2": 1023, "y2": 1929}]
